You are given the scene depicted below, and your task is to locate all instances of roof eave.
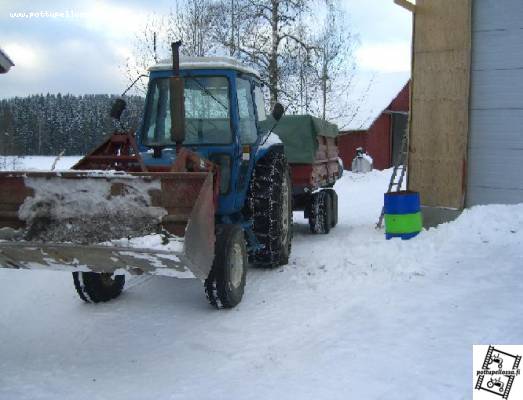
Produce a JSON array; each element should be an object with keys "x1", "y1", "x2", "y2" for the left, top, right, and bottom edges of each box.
[
  {"x1": 394, "y1": 0, "x2": 416, "y2": 13},
  {"x1": 0, "y1": 48, "x2": 14, "y2": 74}
]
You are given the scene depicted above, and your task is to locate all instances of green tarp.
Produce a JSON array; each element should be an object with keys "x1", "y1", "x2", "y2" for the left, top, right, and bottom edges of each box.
[{"x1": 269, "y1": 115, "x2": 339, "y2": 164}]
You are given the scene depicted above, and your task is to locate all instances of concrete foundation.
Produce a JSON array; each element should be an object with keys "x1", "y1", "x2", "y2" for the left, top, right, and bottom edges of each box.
[{"x1": 421, "y1": 206, "x2": 462, "y2": 228}]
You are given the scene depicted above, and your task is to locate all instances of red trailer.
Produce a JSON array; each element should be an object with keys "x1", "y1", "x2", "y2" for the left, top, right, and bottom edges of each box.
[{"x1": 274, "y1": 115, "x2": 342, "y2": 234}]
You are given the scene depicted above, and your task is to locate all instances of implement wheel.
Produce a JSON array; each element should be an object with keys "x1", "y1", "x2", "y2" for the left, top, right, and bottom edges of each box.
[
  {"x1": 205, "y1": 224, "x2": 247, "y2": 309},
  {"x1": 246, "y1": 150, "x2": 293, "y2": 268},
  {"x1": 73, "y1": 272, "x2": 125, "y2": 303},
  {"x1": 324, "y1": 188, "x2": 338, "y2": 228},
  {"x1": 309, "y1": 190, "x2": 332, "y2": 234}
]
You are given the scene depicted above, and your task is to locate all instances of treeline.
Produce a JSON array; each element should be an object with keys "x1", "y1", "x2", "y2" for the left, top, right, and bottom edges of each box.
[{"x1": 0, "y1": 94, "x2": 144, "y2": 156}]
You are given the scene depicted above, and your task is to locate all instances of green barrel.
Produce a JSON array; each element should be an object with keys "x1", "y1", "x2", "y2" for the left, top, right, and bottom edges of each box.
[{"x1": 384, "y1": 191, "x2": 422, "y2": 240}]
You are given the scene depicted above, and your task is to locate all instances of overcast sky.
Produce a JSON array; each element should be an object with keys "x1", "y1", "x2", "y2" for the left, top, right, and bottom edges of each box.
[{"x1": 0, "y1": 0, "x2": 412, "y2": 128}]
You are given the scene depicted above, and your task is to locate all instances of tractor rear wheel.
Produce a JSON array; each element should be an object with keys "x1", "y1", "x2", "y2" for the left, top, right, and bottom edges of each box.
[
  {"x1": 246, "y1": 150, "x2": 293, "y2": 268},
  {"x1": 72, "y1": 272, "x2": 125, "y2": 303},
  {"x1": 205, "y1": 224, "x2": 247, "y2": 309}
]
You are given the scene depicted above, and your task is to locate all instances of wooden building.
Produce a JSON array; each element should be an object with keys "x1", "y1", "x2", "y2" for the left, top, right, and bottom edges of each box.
[
  {"x1": 0, "y1": 48, "x2": 14, "y2": 74},
  {"x1": 396, "y1": 0, "x2": 523, "y2": 224},
  {"x1": 338, "y1": 81, "x2": 410, "y2": 170}
]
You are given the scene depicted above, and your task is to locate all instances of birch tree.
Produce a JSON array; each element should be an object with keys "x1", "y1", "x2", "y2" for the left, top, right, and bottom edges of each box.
[
  {"x1": 214, "y1": 0, "x2": 315, "y2": 106},
  {"x1": 167, "y1": 0, "x2": 221, "y2": 57},
  {"x1": 125, "y1": 1, "x2": 219, "y2": 94},
  {"x1": 309, "y1": 0, "x2": 361, "y2": 125}
]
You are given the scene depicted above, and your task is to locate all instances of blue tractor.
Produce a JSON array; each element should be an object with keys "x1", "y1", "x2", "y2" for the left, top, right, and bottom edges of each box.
[{"x1": 0, "y1": 42, "x2": 293, "y2": 309}]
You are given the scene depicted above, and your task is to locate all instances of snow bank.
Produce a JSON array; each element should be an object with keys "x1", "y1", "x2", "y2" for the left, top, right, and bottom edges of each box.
[
  {"x1": 105, "y1": 233, "x2": 184, "y2": 253},
  {"x1": 0, "y1": 162, "x2": 522, "y2": 400},
  {"x1": 425, "y1": 203, "x2": 523, "y2": 246}
]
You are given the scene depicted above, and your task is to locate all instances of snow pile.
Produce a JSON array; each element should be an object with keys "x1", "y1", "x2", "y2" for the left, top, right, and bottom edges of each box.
[
  {"x1": 424, "y1": 203, "x2": 523, "y2": 246},
  {"x1": 362, "y1": 152, "x2": 373, "y2": 164},
  {"x1": 105, "y1": 233, "x2": 184, "y2": 253},
  {"x1": 351, "y1": 150, "x2": 373, "y2": 173},
  {"x1": 19, "y1": 175, "x2": 167, "y2": 244}
]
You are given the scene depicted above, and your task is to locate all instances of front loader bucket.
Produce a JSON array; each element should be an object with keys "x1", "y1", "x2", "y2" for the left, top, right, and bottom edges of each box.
[{"x1": 0, "y1": 171, "x2": 215, "y2": 280}]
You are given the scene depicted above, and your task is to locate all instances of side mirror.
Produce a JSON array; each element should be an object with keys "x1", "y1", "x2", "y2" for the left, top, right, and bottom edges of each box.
[
  {"x1": 169, "y1": 77, "x2": 186, "y2": 144},
  {"x1": 110, "y1": 98, "x2": 127, "y2": 120},
  {"x1": 271, "y1": 102, "x2": 284, "y2": 121}
]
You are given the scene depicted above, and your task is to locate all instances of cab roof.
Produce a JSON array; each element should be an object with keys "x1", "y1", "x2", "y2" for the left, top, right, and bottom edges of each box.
[{"x1": 149, "y1": 56, "x2": 260, "y2": 79}]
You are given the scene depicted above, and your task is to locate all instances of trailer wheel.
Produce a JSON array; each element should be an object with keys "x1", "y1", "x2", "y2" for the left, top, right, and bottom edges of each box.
[
  {"x1": 324, "y1": 189, "x2": 338, "y2": 228},
  {"x1": 309, "y1": 190, "x2": 332, "y2": 234},
  {"x1": 72, "y1": 272, "x2": 125, "y2": 303},
  {"x1": 205, "y1": 224, "x2": 247, "y2": 309},
  {"x1": 246, "y1": 150, "x2": 293, "y2": 268}
]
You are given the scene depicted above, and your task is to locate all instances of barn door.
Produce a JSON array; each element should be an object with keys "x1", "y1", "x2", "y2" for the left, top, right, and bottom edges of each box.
[
  {"x1": 391, "y1": 113, "x2": 408, "y2": 167},
  {"x1": 467, "y1": 0, "x2": 523, "y2": 206}
]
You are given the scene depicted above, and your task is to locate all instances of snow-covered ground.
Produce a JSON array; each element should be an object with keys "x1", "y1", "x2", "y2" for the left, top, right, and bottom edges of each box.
[
  {"x1": 0, "y1": 155, "x2": 82, "y2": 171},
  {"x1": 0, "y1": 158, "x2": 522, "y2": 399}
]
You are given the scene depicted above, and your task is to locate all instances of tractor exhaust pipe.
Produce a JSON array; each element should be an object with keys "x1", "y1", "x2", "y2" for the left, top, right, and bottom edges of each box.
[
  {"x1": 170, "y1": 41, "x2": 185, "y2": 153},
  {"x1": 172, "y1": 41, "x2": 181, "y2": 76}
]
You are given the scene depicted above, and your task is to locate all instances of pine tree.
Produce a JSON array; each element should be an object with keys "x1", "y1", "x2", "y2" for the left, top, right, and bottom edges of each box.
[{"x1": 0, "y1": 94, "x2": 145, "y2": 156}]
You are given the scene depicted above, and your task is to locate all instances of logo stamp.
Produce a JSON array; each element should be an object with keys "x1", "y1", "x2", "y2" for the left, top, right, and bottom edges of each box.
[{"x1": 474, "y1": 345, "x2": 522, "y2": 399}]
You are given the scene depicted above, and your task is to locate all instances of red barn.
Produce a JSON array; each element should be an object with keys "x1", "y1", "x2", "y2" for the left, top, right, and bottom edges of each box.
[{"x1": 338, "y1": 81, "x2": 410, "y2": 170}]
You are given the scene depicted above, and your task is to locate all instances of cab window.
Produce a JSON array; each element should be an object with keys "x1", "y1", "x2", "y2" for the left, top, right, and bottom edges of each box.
[
  {"x1": 254, "y1": 85, "x2": 267, "y2": 123},
  {"x1": 236, "y1": 78, "x2": 258, "y2": 144},
  {"x1": 142, "y1": 76, "x2": 231, "y2": 146}
]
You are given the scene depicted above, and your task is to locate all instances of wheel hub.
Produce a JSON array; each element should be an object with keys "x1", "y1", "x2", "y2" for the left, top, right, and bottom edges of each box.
[
  {"x1": 100, "y1": 273, "x2": 116, "y2": 288},
  {"x1": 230, "y1": 243, "x2": 244, "y2": 288}
]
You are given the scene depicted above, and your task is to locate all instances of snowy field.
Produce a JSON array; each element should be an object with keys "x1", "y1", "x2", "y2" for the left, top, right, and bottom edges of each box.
[
  {"x1": 0, "y1": 157, "x2": 522, "y2": 399},
  {"x1": 0, "y1": 155, "x2": 82, "y2": 171}
]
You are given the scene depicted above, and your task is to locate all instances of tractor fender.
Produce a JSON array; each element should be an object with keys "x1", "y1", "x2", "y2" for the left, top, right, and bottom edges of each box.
[{"x1": 254, "y1": 132, "x2": 285, "y2": 163}]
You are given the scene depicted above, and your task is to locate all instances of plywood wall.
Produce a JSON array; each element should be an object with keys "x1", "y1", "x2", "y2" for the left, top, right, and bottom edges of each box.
[{"x1": 408, "y1": 0, "x2": 472, "y2": 209}]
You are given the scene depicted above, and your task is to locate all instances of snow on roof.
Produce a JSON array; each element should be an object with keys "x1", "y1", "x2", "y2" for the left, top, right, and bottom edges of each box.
[
  {"x1": 149, "y1": 56, "x2": 260, "y2": 78},
  {"x1": 0, "y1": 47, "x2": 14, "y2": 74},
  {"x1": 343, "y1": 72, "x2": 410, "y2": 132}
]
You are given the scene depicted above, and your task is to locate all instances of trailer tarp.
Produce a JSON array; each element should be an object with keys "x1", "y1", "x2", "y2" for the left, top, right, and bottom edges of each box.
[{"x1": 270, "y1": 115, "x2": 339, "y2": 164}]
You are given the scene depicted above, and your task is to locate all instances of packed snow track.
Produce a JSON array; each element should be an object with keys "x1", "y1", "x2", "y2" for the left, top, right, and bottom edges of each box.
[{"x1": 0, "y1": 157, "x2": 522, "y2": 399}]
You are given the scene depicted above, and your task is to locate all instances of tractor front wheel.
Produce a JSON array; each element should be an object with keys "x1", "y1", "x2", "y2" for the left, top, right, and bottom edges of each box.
[
  {"x1": 72, "y1": 272, "x2": 125, "y2": 303},
  {"x1": 205, "y1": 224, "x2": 247, "y2": 309}
]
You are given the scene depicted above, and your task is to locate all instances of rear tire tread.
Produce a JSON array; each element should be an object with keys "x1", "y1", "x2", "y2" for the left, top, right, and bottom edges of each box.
[
  {"x1": 309, "y1": 190, "x2": 332, "y2": 234},
  {"x1": 72, "y1": 272, "x2": 125, "y2": 303},
  {"x1": 246, "y1": 151, "x2": 293, "y2": 268}
]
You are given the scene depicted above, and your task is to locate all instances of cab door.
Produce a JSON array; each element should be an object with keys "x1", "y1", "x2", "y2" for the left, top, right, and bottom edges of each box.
[{"x1": 234, "y1": 77, "x2": 259, "y2": 208}]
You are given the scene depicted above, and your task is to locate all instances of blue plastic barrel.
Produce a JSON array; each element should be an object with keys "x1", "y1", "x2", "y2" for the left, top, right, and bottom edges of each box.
[{"x1": 384, "y1": 191, "x2": 422, "y2": 240}]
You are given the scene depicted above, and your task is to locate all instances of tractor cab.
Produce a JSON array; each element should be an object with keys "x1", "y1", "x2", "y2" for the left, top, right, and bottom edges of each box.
[{"x1": 140, "y1": 56, "x2": 273, "y2": 216}]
